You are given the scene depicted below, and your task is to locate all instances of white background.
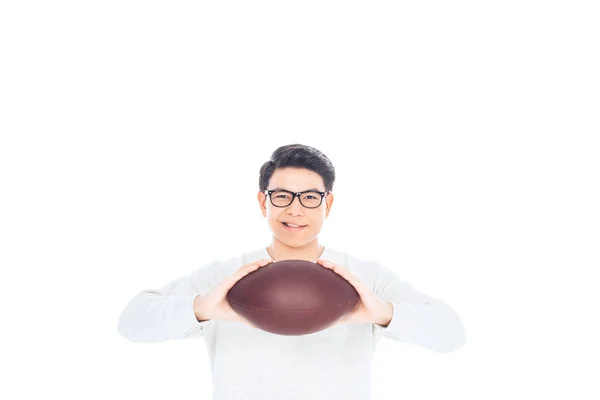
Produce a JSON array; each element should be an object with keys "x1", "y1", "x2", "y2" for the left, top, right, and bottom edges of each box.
[{"x1": 1, "y1": 1, "x2": 599, "y2": 399}]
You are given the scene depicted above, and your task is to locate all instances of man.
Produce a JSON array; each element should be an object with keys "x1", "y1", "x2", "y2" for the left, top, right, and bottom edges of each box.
[{"x1": 118, "y1": 143, "x2": 466, "y2": 400}]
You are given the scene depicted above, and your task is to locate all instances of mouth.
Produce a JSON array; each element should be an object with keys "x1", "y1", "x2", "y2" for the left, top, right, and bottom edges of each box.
[{"x1": 281, "y1": 222, "x2": 307, "y2": 231}]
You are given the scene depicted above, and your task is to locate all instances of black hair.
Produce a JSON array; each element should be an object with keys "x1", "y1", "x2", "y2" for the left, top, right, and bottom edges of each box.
[{"x1": 258, "y1": 144, "x2": 335, "y2": 192}]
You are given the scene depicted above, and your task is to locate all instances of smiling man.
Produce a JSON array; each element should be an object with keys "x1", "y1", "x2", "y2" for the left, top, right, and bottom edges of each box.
[
  {"x1": 118, "y1": 143, "x2": 466, "y2": 400},
  {"x1": 259, "y1": 165, "x2": 332, "y2": 264}
]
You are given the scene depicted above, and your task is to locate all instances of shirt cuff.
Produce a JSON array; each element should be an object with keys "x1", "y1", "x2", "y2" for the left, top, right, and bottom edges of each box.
[
  {"x1": 373, "y1": 301, "x2": 416, "y2": 336},
  {"x1": 172, "y1": 295, "x2": 212, "y2": 338}
]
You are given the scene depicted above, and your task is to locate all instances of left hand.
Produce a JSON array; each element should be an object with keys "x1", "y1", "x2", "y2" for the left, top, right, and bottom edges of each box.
[{"x1": 316, "y1": 258, "x2": 393, "y2": 328}]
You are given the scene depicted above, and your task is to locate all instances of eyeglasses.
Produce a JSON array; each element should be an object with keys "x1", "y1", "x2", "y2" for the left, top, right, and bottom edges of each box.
[{"x1": 265, "y1": 189, "x2": 329, "y2": 209}]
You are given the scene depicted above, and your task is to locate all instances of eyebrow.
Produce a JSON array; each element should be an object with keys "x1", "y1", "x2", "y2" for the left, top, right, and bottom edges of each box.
[{"x1": 272, "y1": 187, "x2": 323, "y2": 192}]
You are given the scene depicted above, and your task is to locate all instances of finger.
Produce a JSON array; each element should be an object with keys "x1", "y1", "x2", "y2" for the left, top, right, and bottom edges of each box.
[
  {"x1": 226, "y1": 259, "x2": 272, "y2": 288},
  {"x1": 316, "y1": 258, "x2": 330, "y2": 267},
  {"x1": 246, "y1": 258, "x2": 273, "y2": 269},
  {"x1": 317, "y1": 259, "x2": 366, "y2": 292},
  {"x1": 238, "y1": 313, "x2": 257, "y2": 329},
  {"x1": 241, "y1": 258, "x2": 273, "y2": 274}
]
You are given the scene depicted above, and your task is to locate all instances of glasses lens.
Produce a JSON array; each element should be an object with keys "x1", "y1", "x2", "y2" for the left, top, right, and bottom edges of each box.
[
  {"x1": 270, "y1": 191, "x2": 322, "y2": 208},
  {"x1": 299, "y1": 191, "x2": 322, "y2": 208}
]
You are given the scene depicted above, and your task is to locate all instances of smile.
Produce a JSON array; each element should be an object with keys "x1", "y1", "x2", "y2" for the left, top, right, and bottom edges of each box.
[{"x1": 282, "y1": 222, "x2": 307, "y2": 231}]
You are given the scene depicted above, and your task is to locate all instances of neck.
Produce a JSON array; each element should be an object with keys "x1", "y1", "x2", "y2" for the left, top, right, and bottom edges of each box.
[{"x1": 267, "y1": 239, "x2": 325, "y2": 262}]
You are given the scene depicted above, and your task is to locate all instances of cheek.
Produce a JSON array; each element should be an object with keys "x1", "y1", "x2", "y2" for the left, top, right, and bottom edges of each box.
[{"x1": 267, "y1": 213, "x2": 281, "y2": 224}]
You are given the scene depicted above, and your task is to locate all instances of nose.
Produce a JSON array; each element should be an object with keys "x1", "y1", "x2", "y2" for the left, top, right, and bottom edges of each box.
[{"x1": 287, "y1": 195, "x2": 305, "y2": 214}]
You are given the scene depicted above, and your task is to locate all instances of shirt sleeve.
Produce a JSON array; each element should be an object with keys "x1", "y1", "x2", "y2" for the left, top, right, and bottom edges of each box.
[
  {"x1": 117, "y1": 262, "x2": 218, "y2": 343},
  {"x1": 370, "y1": 260, "x2": 466, "y2": 353}
]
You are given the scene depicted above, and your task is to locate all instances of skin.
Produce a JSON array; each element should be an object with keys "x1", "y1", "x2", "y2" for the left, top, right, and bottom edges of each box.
[
  {"x1": 257, "y1": 167, "x2": 393, "y2": 327},
  {"x1": 257, "y1": 167, "x2": 333, "y2": 263}
]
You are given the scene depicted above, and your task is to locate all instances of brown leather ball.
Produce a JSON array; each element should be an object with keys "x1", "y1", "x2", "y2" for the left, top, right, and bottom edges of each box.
[{"x1": 227, "y1": 259, "x2": 359, "y2": 335}]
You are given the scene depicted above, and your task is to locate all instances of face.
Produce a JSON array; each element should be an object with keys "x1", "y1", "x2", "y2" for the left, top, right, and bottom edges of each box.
[{"x1": 258, "y1": 167, "x2": 334, "y2": 248}]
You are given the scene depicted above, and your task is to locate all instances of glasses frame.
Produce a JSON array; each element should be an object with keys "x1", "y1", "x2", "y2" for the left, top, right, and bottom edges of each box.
[{"x1": 265, "y1": 189, "x2": 329, "y2": 209}]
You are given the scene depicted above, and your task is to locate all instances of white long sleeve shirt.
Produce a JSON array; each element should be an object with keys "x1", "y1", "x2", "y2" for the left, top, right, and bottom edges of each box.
[{"x1": 117, "y1": 245, "x2": 466, "y2": 400}]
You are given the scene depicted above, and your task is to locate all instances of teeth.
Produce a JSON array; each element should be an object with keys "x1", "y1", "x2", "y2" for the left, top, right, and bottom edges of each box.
[{"x1": 285, "y1": 223, "x2": 302, "y2": 228}]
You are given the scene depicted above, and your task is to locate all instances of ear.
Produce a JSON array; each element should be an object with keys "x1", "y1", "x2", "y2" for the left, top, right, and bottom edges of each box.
[
  {"x1": 325, "y1": 191, "x2": 334, "y2": 217},
  {"x1": 258, "y1": 191, "x2": 267, "y2": 217}
]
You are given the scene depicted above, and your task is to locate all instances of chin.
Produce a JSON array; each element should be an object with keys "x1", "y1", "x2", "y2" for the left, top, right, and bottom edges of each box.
[{"x1": 275, "y1": 236, "x2": 308, "y2": 248}]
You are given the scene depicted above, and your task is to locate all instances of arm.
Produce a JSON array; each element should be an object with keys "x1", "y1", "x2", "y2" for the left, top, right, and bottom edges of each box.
[
  {"x1": 117, "y1": 263, "x2": 217, "y2": 343},
  {"x1": 371, "y1": 260, "x2": 466, "y2": 353}
]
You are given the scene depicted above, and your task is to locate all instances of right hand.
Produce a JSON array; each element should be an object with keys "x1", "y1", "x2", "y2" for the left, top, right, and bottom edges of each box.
[{"x1": 194, "y1": 257, "x2": 274, "y2": 328}]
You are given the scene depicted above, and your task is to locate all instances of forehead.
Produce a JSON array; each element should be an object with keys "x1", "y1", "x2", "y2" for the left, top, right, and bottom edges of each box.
[{"x1": 268, "y1": 168, "x2": 325, "y2": 192}]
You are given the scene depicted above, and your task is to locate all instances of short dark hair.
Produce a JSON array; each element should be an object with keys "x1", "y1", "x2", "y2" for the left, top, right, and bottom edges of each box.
[{"x1": 258, "y1": 144, "x2": 335, "y2": 192}]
